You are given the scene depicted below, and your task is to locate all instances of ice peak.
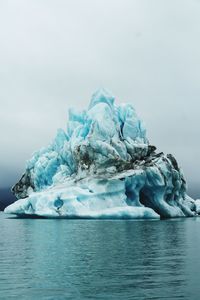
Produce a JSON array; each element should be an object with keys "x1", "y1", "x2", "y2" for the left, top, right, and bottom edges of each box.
[{"x1": 89, "y1": 88, "x2": 115, "y2": 109}]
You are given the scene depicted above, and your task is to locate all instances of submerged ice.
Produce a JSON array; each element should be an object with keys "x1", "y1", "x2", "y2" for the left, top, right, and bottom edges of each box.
[{"x1": 5, "y1": 89, "x2": 197, "y2": 218}]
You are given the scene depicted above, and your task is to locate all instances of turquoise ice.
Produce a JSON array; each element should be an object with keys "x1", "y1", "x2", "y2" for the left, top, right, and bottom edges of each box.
[{"x1": 5, "y1": 89, "x2": 196, "y2": 218}]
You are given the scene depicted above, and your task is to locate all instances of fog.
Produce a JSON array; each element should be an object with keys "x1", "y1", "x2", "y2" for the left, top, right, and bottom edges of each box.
[{"x1": 0, "y1": 0, "x2": 200, "y2": 196}]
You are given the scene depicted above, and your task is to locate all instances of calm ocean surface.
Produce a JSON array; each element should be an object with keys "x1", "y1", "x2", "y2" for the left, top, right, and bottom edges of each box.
[{"x1": 1, "y1": 212, "x2": 200, "y2": 300}]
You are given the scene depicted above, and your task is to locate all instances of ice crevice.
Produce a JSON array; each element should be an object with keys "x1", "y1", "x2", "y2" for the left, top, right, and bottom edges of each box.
[{"x1": 5, "y1": 89, "x2": 198, "y2": 219}]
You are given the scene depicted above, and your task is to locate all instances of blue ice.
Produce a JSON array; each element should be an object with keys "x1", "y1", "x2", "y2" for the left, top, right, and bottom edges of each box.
[{"x1": 5, "y1": 89, "x2": 197, "y2": 219}]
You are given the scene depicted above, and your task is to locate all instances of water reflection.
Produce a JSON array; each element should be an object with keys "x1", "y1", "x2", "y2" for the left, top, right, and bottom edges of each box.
[{"x1": 0, "y1": 214, "x2": 199, "y2": 299}]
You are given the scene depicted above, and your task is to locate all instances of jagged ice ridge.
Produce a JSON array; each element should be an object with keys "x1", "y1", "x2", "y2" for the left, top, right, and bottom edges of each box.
[{"x1": 5, "y1": 89, "x2": 197, "y2": 219}]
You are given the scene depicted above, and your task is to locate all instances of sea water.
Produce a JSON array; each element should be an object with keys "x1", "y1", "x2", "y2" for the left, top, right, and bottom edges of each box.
[{"x1": 1, "y1": 212, "x2": 200, "y2": 299}]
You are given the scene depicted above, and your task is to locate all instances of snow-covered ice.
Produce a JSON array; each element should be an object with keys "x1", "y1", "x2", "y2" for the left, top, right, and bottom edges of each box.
[{"x1": 5, "y1": 89, "x2": 197, "y2": 219}]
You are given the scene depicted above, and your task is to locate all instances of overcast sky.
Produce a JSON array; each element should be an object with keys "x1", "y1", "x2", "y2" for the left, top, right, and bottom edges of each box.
[{"x1": 0, "y1": 0, "x2": 200, "y2": 195}]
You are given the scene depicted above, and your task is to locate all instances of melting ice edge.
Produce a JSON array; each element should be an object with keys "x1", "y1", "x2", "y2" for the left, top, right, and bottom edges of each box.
[{"x1": 5, "y1": 89, "x2": 200, "y2": 219}]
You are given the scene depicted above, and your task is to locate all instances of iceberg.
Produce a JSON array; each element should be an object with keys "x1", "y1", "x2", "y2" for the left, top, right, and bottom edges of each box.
[{"x1": 5, "y1": 89, "x2": 197, "y2": 219}]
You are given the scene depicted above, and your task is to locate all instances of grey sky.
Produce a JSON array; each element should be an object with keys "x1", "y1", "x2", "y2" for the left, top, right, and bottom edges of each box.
[{"x1": 0, "y1": 0, "x2": 200, "y2": 193}]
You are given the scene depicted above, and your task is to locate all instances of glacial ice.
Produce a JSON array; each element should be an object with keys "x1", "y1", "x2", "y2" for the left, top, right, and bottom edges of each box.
[{"x1": 5, "y1": 89, "x2": 197, "y2": 219}]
